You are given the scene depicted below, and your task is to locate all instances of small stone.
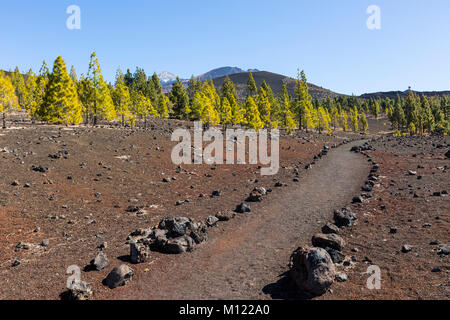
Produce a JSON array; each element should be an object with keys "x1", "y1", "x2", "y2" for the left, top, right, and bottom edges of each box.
[
  {"x1": 67, "y1": 281, "x2": 92, "y2": 300},
  {"x1": 389, "y1": 227, "x2": 398, "y2": 234},
  {"x1": 334, "y1": 208, "x2": 357, "y2": 227},
  {"x1": 352, "y1": 196, "x2": 363, "y2": 204},
  {"x1": 431, "y1": 266, "x2": 441, "y2": 273},
  {"x1": 235, "y1": 203, "x2": 251, "y2": 213},
  {"x1": 40, "y1": 239, "x2": 49, "y2": 247},
  {"x1": 12, "y1": 258, "x2": 20, "y2": 267},
  {"x1": 438, "y1": 245, "x2": 449, "y2": 256},
  {"x1": 335, "y1": 273, "x2": 348, "y2": 282},
  {"x1": 126, "y1": 205, "x2": 139, "y2": 213},
  {"x1": 322, "y1": 223, "x2": 340, "y2": 235},
  {"x1": 104, "y1": 265, "x2": 134, "y2": 289},
  {"x1": 205, "y1": 216, "x2": 219, "y2": 227},
  {"x1": 312, "y1": 233, "x2": 346, "y2": 251},
  {"x1": 408, "y1": 170, "x2": 417, "y2": 176},
  {"x1": 246, "y1": 191, "x2": 263, "y2": 202},
  {"x1": 401, "y1": 245, "x2": 413, "y2": 253},
  {"x1": 130, "y1": 242, "x2": 150, "y2": 264},
  {"x1": 98, "y1": 242, "x2": 108, "y2": 250},
  {"x1": 211, "y1": 190, "x2": 222, "y2": 197},
  {"x1": 89, "y1": 252, "x2": 108, "y2": 271},
  {"x1": 215, "y1": 210, "x2": 235, "y2": 221},
  {"x1": 325, "y1": 247, "x2": 345, "y2": 264}
]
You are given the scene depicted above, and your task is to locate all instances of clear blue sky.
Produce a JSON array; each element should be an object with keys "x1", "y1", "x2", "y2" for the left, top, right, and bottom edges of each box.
[{"x1": 1, "y1": 0, "x2": 449, "y2": 95}]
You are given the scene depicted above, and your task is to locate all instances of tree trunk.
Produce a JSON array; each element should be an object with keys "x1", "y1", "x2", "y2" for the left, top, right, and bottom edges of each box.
[{"x1": 2, "y1": 112, "x2": 6, "y2": 129}]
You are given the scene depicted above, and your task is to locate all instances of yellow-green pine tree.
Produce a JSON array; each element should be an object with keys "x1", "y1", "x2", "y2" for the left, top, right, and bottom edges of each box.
[
  {"x1": 0, "y1": 71, "x2": 20, "y2": 128},
  {"x1": 23, "y1": 69, "x2": 39, "y2": 121},
  {"x1": 280, "y1": 93, "x2": 297, "y2": 134},
  {"x1": 112, "y1": 69, "x2": 133, "y2": 126},
  {"x1": 87, "y1": 52, "x2": 116, "y2": 125},
  {"x1": 360, "y1": 112, "x2": 369, "y2": 133},
  {"x1": 350, "y1": 106, "x2": 359, "y2": 132},
  {"x1": 40, "y1": 56, "x2": 82, "y2": 125},
  {"x1": 256, "y1": 86, "x2": 271, "y2": 127},
  {"x1": 220, "y1": 97, "x2": 233, "y2": 127},
  {"x1": 10, "y1": 67, "x2": 26, "y2": 108},
  {"x1": 243, "y1": 96, "x2": 264, "y2": 131},
  {"x1": 294, "y1": 70, "x2": 314, "y2": 131},
  {"x1": 341, "y1": 110, "x2": 348, "y2": 131}
]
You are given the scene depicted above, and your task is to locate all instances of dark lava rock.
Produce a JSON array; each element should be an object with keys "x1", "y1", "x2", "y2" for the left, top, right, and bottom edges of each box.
[
  {"x1": 31, "y1": 165, "x2": 48, "y2": 173},
  {"x1": 235, "y1": 203, "x2": 251, "y2": 213},
  {"x1": 333, "y1": 208, "x2": 357, "y2": 227},
  {"x1": 325, "y1": 247, "x2": 345, "y2": 264},
  {"x1": 289, "y1": 246, "x2": 335, "y2": 296}
]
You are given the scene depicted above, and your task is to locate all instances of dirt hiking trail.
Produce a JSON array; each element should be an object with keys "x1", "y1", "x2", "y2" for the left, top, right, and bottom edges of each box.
[{"x1": 109, "y1": 140, "x2": 371, "y2": 300}]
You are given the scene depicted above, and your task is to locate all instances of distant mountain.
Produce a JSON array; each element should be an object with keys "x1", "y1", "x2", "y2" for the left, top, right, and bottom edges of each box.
[
  {"x1": 212, "y1": 71, "x2": 340, "y2": 101},
  {"x1": 360, "y1": 90, "x2": 450, "y2": 99},
  {"x1": 158, "y1": 71, "x2": 177, "y2": 84},
  {"x1": 161, "y1": 66, "x2": 260, "y2": 93},
  {"x1": 198, "y1": 66, "x2": 259, "y2": 81}
]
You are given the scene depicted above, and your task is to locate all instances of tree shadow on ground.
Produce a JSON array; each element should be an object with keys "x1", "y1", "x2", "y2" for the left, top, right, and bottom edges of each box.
[{"x1": 262, "y1": 271, "x2": 315, "y2": 300}]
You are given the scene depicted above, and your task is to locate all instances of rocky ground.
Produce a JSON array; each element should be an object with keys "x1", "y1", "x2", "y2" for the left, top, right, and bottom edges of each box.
[
  {"x1": 320, "y1": 135, "x2": 449, "y2": 300},
  {"x1": 0, "y1": 118, "x2": 355, "y2": 299}
]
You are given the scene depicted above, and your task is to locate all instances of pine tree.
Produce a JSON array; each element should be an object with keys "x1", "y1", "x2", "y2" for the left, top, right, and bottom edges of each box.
[
  {"x1": 169, "y1": 77, "x2": 190, "y2": 119},
  {"x1": 243, "y1": 96, "x2": 264, "y2": 131},
  {"x1": 247, "y1": 72, "x2": 257, "y2": 96},
  {"x1": 40, "y1": 56, "x2": 82, "y2": 125},
  {"x1": 112, "y1": 69, "x2": 133, "y2": 126},
  {"x1": 10, "y1": 67, "x2": 26, "y2": 108},
  {"x1": 280, "y1": 91, "x2": 297, "y2": 134},
  {"x1": 87, "y1": 52, "x2": 116, "y2": 125},
  {"x1": 293, "y1": 70, "x2": 314, "y2": 131},
  {"x1": 256, "y1": 86, "x2": 271, "y2": 127},
  {"x1": 190, "y1": 81, "x2": 220, "y2": 127},
  {"x1": 0, "y1": 71, "x2": 20, "y2": 128},
  {"x1": 360, "y1": 112, "x2": 369, "y2": 133},
  {"x1": 391, "y1": 94, "x2": 405, "y2": 131},
  {"x1": 23, "y1": 69, "x2": 39, "y2": 121},
  {"x1": 316, "y1": 106, "x2": 330, "y2": 134},
  {"x1": 261, "y1": 81, "x2": 279, "y2": 125},
  {"x1": 421, "y1": 95, "x2": 434, "y2": 134},
  {"x1": 221, "y1": 76, "x2": 242, "y2": 125},
  {"x1": 371, "y1": 99, "x2": 380, "y2": 119},
  {"x1": 151, "y1": 73, "x2": 169, "y2": 118},
  {"x1": 330, "y1": 105, "x2": 340, "y2": 130},
  {"x1": 341, "y1": 110, "x2": 348, "y2": 132},
  {"x1": 350, "y1": 106, "x2": 359, "y2": 132},
  {"x1": 220, "y1": 97, "x2": 233, "y2": 127},
  {"x1": 187, "y1": 76, "x2": 201, "y2": 103},
  {"x1": 131, "y1": 90, "x2": 158, "y2": 128},
  {"x1": 404, "y1": 90, "x2": 420, "y2": 133},
  {"x1": 229, "y1": 94, "x2": 243, "y2": 125}
]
